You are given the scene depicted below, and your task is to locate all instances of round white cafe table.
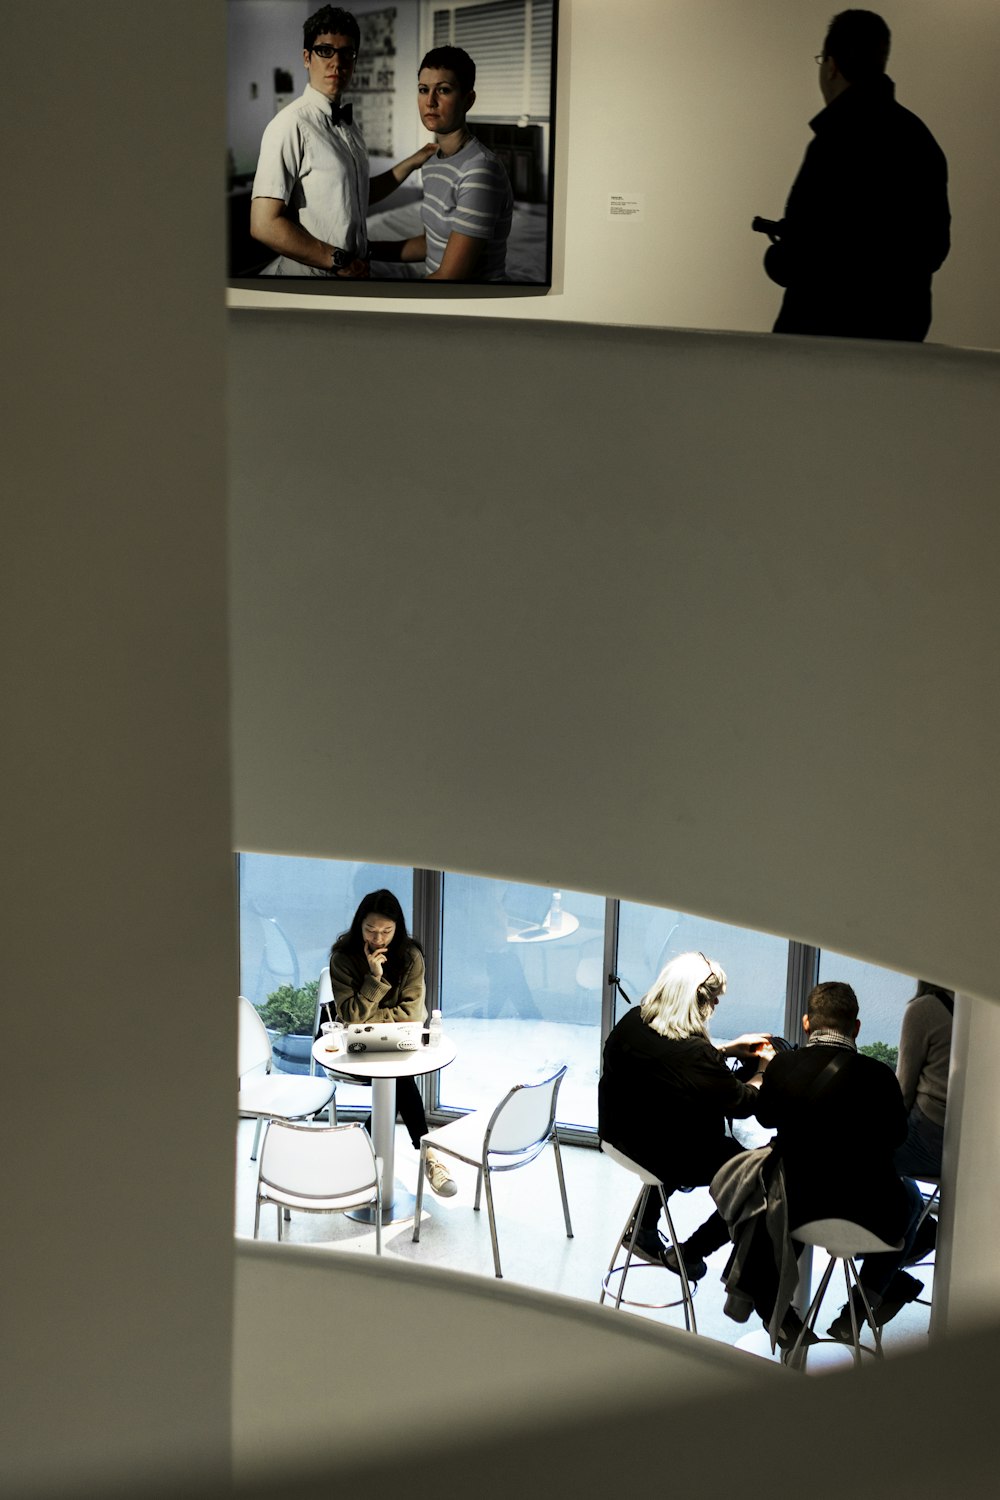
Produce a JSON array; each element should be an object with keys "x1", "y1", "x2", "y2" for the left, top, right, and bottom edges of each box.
[
  {"x1": 506, "y1": 909, "x2": 581, "y2": 944},
  {"x1": 310, "y1": 1035, "x2": 457, "y2": 1224}
]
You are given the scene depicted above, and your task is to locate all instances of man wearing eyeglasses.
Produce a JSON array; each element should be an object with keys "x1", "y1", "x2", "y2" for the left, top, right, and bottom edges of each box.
[
  {"x1": 250, "y1": 6, "x2": 434, "y2": 277},
  {"x1": 762, "y1": 9, "x2": 950, "y2": 340}
]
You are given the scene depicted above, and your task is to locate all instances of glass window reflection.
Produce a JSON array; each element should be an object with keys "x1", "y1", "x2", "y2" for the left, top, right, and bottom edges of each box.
[
  {"x1": 438, "y1": 874, "x2": 606, "y2": 1127},
  {"x1": 817, "y1": 947, "x2": 913, "y2": 1053},
  {"x1": 617, "y1": 901, "x2": 789, "y2": 1042}
]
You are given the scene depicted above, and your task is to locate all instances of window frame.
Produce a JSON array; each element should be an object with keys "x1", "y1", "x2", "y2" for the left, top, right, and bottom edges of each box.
[{"x1": 236, "y1": 854, "x2": 909, "y2": 1145}]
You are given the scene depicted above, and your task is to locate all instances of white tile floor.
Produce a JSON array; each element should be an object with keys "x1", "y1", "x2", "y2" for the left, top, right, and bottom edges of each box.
[{"x1": 234, "y1": 1116, "x2": 935, "y2": 1369}]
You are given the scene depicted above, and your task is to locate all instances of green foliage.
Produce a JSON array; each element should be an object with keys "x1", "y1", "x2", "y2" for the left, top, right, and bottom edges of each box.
[
  {"x1": 255, "y1": 979, "x2": 320, "y2": 1035},
  {"x1": 859, "y1": 1039, "x2": 898, "y2": 1070}
]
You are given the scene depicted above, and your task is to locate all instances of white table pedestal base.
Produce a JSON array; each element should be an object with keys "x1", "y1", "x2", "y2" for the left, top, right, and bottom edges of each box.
[
  {"x1": 346, "y1": 1074, "x2": 418, "y2": 1223},
  {"x1": 311, "y1": 1034, "x2": 457, "y2": 1230}
]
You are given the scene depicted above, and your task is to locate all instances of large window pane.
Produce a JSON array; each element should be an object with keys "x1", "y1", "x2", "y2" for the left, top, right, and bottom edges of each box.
[
  {"x1": 238, "y1": 853, "x2": 414, "y2": 1079},
  {"x1": 616, "y1": 902, "x2": 790, "y2": 1042},
  {"x1": 438, "y1": 874, "x2": 605, "y2": 1127},
  {"x1": 818, "y1": 948, "x2": 913, "y2": 1057}
]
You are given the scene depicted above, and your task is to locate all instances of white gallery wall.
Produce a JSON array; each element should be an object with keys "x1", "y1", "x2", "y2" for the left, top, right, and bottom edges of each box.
[
  {"x1": 3, "y1": 3, "x2": 236, "y2": 1497},
  {"x1": 230, "y1": 0, "x2": 1000, "y2": 351},
  {"x1": 229, "y1": 314, "x2": 1000, "y2": 1002},
  {"x1": 6, "y1": 0, "x2": 1000, "y2": 1496}
]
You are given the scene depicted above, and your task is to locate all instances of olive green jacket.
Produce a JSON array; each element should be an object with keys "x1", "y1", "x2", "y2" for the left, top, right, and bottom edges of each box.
[{"x1": 329, "y1": 943, "x2": 426, "y2": 1025}]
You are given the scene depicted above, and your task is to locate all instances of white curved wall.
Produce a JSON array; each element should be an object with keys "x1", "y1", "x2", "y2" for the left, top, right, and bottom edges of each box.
[
  {"x1": 229, "y1": 314, "x2": 1000, "y2": 1002},
  {"x1": 233, "y1": 1239, "x2": 784, "y2": 1484},
  {"x1": 5, "y1": 4, "x2": 235, "y2": 1497}
]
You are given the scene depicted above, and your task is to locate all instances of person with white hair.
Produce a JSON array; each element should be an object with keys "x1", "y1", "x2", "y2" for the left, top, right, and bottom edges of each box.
[{"x1": 599, "y1": 951, "x2": 775, "y2": 1278}]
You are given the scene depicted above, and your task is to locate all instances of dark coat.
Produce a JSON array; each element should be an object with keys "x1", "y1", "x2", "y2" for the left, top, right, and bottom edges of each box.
[
  {"x1": 598, "y1": 1008, "x2": 760, "y2": 1187},
  {"x1": 755, "y1": 1043, "x2": 909, "y2": 1242},
  {"x1": 765, "y1": 75, "x2": 950, "y2": 340}
]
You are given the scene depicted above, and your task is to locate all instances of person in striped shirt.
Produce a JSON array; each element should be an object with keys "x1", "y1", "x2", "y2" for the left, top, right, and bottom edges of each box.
[{"x1": 369, "y1": 46, "x2": 513, "y2": 281}]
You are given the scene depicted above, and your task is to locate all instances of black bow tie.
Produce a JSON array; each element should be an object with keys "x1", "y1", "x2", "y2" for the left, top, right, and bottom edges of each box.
[{"x1": 330, "y1": 102, "x2": 353, "y2": 126}]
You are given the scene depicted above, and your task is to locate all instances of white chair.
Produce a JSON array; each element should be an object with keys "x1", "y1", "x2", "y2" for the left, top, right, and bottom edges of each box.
[
  {"x1": 238, "y1": 995, "x2": 337, "y2": 1161},
  {"x1": 787, "y1": 1218, "x2": 905, "y2": 1367},
  {"x1": 310, "y1": 967, "x2": 374, "y2": 1094},
  {"x1": 412, "y1": 1066, "x2": 573, "y2": 1278},
  {"x1": 253, "y1": 1120, "x2": 383, "y2": 1253},
  {"x1": 310, "y1": 966, "x2": 335, "y2": 1074},
  {"x1": 598, "y1": 1143, "x2": 698, "y2": 1333}
]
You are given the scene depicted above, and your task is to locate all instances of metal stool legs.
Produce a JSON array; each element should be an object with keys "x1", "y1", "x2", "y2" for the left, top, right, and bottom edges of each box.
[
  {"x1": 600, "y1": 1182, "x2": 698, "y2": 1333},
  {"x1": 914, "y1": 1179, "x2": 941, "y2": 1235},
  {"x1": 911, "y1": 1177, "x2": 940, "y2": 1307},
  {"x1": 788, "y1": 1253, "x2": 884, "y2": 1368}
]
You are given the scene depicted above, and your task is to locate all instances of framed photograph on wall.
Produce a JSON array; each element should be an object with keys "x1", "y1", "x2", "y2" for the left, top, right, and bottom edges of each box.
[{"x1": 227, "y1": 0, "x2": 558, "y2": 292}]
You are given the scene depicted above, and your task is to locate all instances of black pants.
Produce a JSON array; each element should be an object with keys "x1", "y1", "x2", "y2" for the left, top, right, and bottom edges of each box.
[
  {"x1": 640, "y1": 1136, "x2": 745, "y2": 1258},
  {"x1": 362, "y1": 1075, "x2": 428, "y2": 1151},
  {"x1": 735, "y1": 1176, "x2": 927, "y2": 1323}
]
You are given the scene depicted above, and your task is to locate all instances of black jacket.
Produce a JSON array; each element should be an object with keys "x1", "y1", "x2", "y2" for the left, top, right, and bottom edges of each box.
[
  {"x1": 755, "y1": 1043, "x2": 909, "y2": 1242},
  {"x1": 766, "y1": 75, "x2": 950, "y2": 340},
  {"x1": 598, "y1": 1008, "x2": 759, "y2": 1187}
]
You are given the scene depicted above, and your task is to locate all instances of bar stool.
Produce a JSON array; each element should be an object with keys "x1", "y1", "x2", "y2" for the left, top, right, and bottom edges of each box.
[
  {"x1": 913, "y1": 1175, "x2": 941, "y2": 1229},
  {"x1": 910, "y1": 1176, "x2": 940, "y2": 1307},
  {"x1": 598, "y1": 1143, "x2": 698, "y2": 1333},
  {"x1": 786, "y1": 1218, "x2": 904, "y2": 1369}
]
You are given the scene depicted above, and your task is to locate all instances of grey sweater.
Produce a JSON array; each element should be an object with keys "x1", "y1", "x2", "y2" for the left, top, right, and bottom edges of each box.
[{"x1": 896, "y1": 992, "x2": 952, "y2": 1127}]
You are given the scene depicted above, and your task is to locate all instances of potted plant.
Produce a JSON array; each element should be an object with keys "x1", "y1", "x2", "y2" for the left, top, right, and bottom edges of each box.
[{"x1": 255, "y1": 979, "x2": 320, "y2": 1074}]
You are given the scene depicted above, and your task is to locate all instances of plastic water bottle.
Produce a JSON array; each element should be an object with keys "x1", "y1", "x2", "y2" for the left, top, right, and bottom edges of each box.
[
  {"x1": 549, "y1": 889, "x2": 563, "y2": 932},
  {"x1": 428, "y1": 1009, "x2": 442, "y2": 1048}
]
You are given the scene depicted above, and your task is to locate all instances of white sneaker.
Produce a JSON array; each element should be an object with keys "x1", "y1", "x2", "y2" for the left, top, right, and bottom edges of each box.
[{"x1": 424, "y1": 1149, "x2": 457, "y2": 1197}]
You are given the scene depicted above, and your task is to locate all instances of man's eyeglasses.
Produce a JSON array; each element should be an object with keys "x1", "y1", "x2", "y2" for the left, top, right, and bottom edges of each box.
[
  {"x1": 311, "y1": 44, "x2": 357, "y2": 62},
  {"x1": 813, "y1": 53, "x2": 826, "y2": 64}
]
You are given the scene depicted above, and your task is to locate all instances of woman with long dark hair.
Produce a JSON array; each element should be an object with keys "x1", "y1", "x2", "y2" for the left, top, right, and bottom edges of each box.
[{"x1": 323, "y1": 889, "x2": 456, "y2": 1197}]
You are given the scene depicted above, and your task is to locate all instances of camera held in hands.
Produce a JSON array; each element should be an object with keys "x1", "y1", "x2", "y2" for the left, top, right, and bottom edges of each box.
[{"x1": 752, "y1": 216, "x2": 783, "y2": 243}]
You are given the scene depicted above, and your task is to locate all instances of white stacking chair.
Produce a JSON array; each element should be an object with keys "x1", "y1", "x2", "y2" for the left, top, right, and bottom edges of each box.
[
  {"x1": 310, "y1": 967, "x2": 372, "y2": 1096},
  {"x1": 787, "y1": 1218, "x2": 905, "y2": 1368},
  {"x1": 412, "y1": 1066, "x2": 573, "y2": 1278},
  {"x1": 253, "y1": 1120, "x2": 383, "y2": 1253},
  {"x1": 309, "y1": 967, "x2": 334, "y2": 1075},
  {"x1": 598, "y1": 1142, "x2": 698, "y2": 1332},
  {"x1": 238, "y1": 995, "x2": 336, "y2": 1161}
]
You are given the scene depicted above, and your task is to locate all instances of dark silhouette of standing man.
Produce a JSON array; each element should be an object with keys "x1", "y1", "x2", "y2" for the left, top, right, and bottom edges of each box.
[{"x1": 764, "y1": 10, "x2": 950, "y2": 341}]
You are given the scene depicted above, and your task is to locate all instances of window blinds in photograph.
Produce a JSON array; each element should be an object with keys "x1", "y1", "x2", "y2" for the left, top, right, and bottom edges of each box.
[{"x1": 430, "y1": 0, "x2": 554, "y2": 120}]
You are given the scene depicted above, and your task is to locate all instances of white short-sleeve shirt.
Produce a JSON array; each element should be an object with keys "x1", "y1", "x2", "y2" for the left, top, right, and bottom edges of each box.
[{"x1": 252, "y1": 84, "x2": 370, "y2": 276}]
